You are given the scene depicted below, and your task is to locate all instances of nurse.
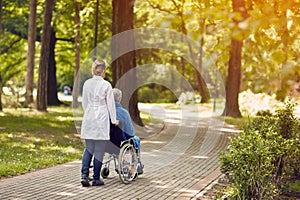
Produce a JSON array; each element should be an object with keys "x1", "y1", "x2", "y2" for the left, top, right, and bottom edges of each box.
[{"x1": 80, "y1": 60, "x2": 118, "y2": 187}]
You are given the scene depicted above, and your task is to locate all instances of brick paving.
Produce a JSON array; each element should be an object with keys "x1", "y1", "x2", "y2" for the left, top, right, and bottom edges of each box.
[{"x1": 0, "y1": 106, "x2": 237, "y2": 200}]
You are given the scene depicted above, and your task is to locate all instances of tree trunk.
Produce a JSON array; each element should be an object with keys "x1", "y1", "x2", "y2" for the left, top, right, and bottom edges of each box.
[
  {"x1": 199, "y1": 0, "x2": 211, "y2": 103},
  {"x1": 179, "y1": 13, "x2": 187, "y2": 92},
  {"x1": 223, "y1": 0, "x2": 247, "y2": 118},
  {"x1": 179, "y1": 4, "x2": 210, "y2": 103},
  {"x1": 25, "y1": 0, "x2": 37, "y2": 106},
  {"x1": 189, "y1": 36, "x2": 210, "y2": 103},
  {"x1": 0, "y1": 0, "x2": 3, "y2": 111},
  {"x1": 276, "y1": 9, "x2": 289, "y2": 101},
  {"x1": 180, "y1": 57, "x2": 186, "y2": 90},
  {"x1": 93, "y1": 0, "x2": 99, "y2": 61},
  {"x1": 196, "y1": 72, "x2": 210, "y2": 103},
  {"x1": 224, "y1": 39, "x2": 243, "y2": 117},
  {"x1": 72, "y1": 1, "x2": 81, "y2": 108},
  {"x1": 0, "y1": 75, "x2": 2, "y2": 111},
  {"x1": 112, "y1": 0, "x2": 143, "y2": 126},
  {"x1": 0, "y1": 0, "x2": 2, "y2": 30},
  {"x1": 47, "y1": 28, "x2": 61, "y2": 106},
  {"x1": 36, "y1": 0, "x2": 54, "y2": 111}
]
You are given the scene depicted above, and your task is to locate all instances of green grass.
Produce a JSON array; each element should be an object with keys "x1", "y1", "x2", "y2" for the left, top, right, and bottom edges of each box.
[
  {"x1": 0, "y1": 106, "x2": 83, "y2": 178},
  {"x1": 223, "y1": 116, "x2": 253, "y2": 130},
  {"x1": 213, "y1": 115, "x2": 253, "y2": 130},
  {"x1": 140, "y1": 111, "x2": 164, "y2": 124},
  {"x1": 161, "y1": 103, "x2": 181, "y2": 110}
]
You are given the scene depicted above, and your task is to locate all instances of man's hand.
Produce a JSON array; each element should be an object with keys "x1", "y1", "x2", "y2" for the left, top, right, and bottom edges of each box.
[{"x1": 114, "y1": 120, "x2": 119, "y2": 126}]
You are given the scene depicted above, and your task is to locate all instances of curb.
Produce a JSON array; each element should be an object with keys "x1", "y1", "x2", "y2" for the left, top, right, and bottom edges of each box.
[{"x1": 174, "y1": 167, "x2": 222, "y2": 200}]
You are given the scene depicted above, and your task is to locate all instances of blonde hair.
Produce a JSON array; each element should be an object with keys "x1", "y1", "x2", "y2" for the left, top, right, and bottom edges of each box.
[{"x1": 92, "y1": 60, "x2": 106, "y2": 76}]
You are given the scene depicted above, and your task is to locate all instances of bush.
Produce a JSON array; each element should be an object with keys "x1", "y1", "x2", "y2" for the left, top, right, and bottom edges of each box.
[
  {"x1": 220, "y1": 100, "x2": 300, "y2": 199},
  {"x1": 138, "y1": 85, "x2": 177, "y2": 103}
]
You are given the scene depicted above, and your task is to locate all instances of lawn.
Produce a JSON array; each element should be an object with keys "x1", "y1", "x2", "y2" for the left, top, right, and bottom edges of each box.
[
  {"x1": 223, "y1": 116, "x2": 253, "y2": 130},
  {"x1": 0, "y1": 106, "x2": 83, "y2": 178}
]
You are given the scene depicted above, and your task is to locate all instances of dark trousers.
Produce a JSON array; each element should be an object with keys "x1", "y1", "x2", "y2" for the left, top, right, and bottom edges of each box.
[{"x1": 81, "y1": 140, "x2": 107, "y2": 180}]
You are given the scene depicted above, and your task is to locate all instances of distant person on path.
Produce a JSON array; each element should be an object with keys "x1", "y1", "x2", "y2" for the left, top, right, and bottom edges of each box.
[
  {"x1": 110, "y1": 88, "x2": 144, "y2": 174},
  {"x1": 63, "y1": 85, "x2": 71, "y2": 95},
  {"x1": 80, "y1": 60, "x2": 118, "y2": 187}
]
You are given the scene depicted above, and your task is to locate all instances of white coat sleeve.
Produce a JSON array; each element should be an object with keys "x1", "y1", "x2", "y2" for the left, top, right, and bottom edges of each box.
[{"x1": 106, "y1": 85, "x2": 117, "y2": 124}]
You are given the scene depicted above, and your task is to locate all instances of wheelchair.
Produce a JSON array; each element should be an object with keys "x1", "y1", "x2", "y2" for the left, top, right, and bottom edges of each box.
[{"x1": 100, "y1": 124, "x2": 141, "y2": 184}]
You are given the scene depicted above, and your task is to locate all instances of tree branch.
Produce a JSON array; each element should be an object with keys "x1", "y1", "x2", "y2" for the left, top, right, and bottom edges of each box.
[
  {"x1": 4, "y1": 24, "x2": 74, "y2": 43},
  {"x1": 0, "y1": 38, "x2": 22, "y2": 54},
  {"x1": 56, "y1": 37, "x2": 75, "y2": 42},
  {"x1": 146, "y1": 0, "x2": 175, "y2": 14}
]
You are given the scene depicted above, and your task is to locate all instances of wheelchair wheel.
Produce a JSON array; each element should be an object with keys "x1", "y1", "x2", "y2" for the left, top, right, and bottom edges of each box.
[
  {"x1": 101, "y1": 167, "x2": 110, "y2": 179},
  {"x1": 118, "y1": 143, "x2": 138, "y2": 184}
]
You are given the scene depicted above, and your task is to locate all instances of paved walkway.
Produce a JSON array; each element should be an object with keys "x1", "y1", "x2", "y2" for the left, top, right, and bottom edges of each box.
[{"x1": 0, "y1": 104, "x2": 238, "y2": 200}]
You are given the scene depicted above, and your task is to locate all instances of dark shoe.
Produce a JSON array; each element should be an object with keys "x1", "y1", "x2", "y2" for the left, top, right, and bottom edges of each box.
[
  {"x1": 137, "y1": 164, "x2": 144, "y2": 175},
  {"x1": 92, "y1": 179, "x2": 104, "y2": 186},
  {"x1": 81, "y1": 177, "x2": 90, "y2": 187}
]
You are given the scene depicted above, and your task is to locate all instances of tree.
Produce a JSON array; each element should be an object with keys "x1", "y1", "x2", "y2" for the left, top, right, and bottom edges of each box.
[
  {"x1": 36, "y1": 0, "x2": 54, "y2": 111},
  {"x1": 112, "y1": 0, "x2": 143, "y2": 126},
  {"x1": 47, "y1": 27, "x2": 61, "y2": 106},
  {"x1": 0, "y1": 75, "x2": 2, "y2": 112},
  {"x1": 239, "y1": 0, "x2": 300, "y2": 98},
  {"x1": 93, "y1": 0, "x2": 99, "y2": 61},
  {"x1": 147, "y1": 0, "x2": 210, "y2": 103},
  {"x1": 275, "y1": 1, "x2": 292, "y2": 101},
  {"x1": 0, "y1": 0, "x2": 2, "y2": 29},
  {"x1": 1, "y1": 0, "x2": 109, "y2": 110},
  {"x1": 25, "y1": 0, "x2": 37, "y2": 106},
  {"x1": 0, "y1": 0, "x2": 3, "y2": 111},
  {"x1": 175, "y1": 0, "x2": 210, "y2": 103},
  {"x1": 223, "y1": 0, "x2": 247, "y2": 118},
  {"x1": 72, "y1": 0, "x2": 81, "y2": 108}
]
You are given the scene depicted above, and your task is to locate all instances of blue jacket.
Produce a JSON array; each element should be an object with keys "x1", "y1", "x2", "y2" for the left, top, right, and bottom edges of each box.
[
  {"x1": 115, "y1": 102, "x2": 140, "y2": 150},
  {"x1": 115, "y1": 102, "x2": 134, "y2": 137}
]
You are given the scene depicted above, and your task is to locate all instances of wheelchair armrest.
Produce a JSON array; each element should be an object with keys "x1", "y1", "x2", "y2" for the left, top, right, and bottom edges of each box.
[{"x1": 120, "y1": 138, "x2": 136, "y2": 149}]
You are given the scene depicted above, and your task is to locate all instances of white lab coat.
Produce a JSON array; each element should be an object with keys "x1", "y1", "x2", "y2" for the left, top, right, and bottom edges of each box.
[{"x1": 80, "y1": 75, "x2": 117, "y2": 140}]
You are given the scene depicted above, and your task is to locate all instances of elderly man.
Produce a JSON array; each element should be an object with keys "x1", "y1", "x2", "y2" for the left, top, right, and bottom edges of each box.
[{"x1": 110, "y1": 88, "x2": 144, "y2": 175}]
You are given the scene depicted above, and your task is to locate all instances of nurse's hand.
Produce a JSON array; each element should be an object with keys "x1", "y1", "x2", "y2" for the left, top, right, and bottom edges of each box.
[{"x1": 114, "y1": 120, "x2": 119, "y2": 126}]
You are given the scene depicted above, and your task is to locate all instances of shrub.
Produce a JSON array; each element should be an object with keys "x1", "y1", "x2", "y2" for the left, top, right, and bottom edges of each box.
[
  {"x1": 220, "y1": 100, "x2": 300, "y2": 199},
  {"x1": 138, "y1": 85, "x2": 177, "y2": 103}
]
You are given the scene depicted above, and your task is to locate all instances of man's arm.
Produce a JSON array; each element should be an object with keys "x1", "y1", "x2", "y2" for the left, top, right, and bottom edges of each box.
[{"x1": 123, "y1": 109, "x2": 135, "y2": 137}]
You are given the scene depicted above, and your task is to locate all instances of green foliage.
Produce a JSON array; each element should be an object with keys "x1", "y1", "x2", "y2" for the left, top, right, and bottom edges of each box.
[
  {"x1": 1, "y1": 0, "x2": 113, "y2": 100},
  {"x1": 220, "y1": 100, "x2": 300, "y2": 199},
  {"x1": 220, "y1": 130, "x2": 280, "y2": 199},
  {"x1": 138, "y1": 85, "x2": 177, "y2": 103},
  {"x1": 140, "y1": 110, "x2": 164, "y2": 124},
  {"x1": 242, "y1": 1, "x2": 300, "y2": 98},
  {"x1": 1, "y1": 0, "x2": 300, "y2": 107},
  {"x1": 256, "y1": 109, "x2": 273, "y2": 117}
]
